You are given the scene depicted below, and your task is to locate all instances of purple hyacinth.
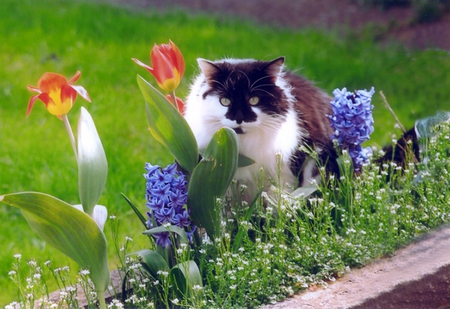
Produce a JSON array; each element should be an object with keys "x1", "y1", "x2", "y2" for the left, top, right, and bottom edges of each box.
[
  {"x1": 329, "y1": 87, "x2": 375, "y2": 171},
  {"x1": 144, "y1": 162, "x2": 195, "y2": 248}
]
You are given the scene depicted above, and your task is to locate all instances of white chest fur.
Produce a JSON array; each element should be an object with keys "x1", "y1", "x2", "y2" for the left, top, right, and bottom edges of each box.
[
  {"x1": 232, "y1": 109, "x2": 302, "y2": 200},
  {"x1": 184, "y1": 81, "x2": 304, "y2": 201}
]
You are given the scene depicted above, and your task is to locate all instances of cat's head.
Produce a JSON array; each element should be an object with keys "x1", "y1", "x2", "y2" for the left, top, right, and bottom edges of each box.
[{"x1": 190, "y1": 57, "x2": 291, "y2": 135}]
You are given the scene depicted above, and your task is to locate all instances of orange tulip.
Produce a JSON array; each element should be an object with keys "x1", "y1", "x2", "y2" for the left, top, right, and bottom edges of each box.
[
  {"x1": 27, "y1": 71, "x2": 91, "y2": 119},
  {"x1": 133, "y1": 40, "x2": 185, "y2": 92}
]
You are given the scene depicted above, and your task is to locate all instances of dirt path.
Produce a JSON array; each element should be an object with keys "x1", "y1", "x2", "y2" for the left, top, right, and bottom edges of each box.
[
  {"x1": 107, "y1": 0, "x2": 450, "y2": 50},
  {"x1": 263, "y1": 224, "x2": 450, "y2": 309}
]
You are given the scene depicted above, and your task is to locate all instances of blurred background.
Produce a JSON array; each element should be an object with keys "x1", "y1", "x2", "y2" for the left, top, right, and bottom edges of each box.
[
  {"x1": 0, "y1": 0, "x2": 449, "y2": 305},
  {"x1": 110, "y1": 0, "x2": 450, "y2": 49}
]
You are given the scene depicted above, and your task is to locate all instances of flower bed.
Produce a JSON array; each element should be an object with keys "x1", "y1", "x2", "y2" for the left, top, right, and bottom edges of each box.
[{"x1": 3, "y1": 41, "x2": 450, "y2": 308}]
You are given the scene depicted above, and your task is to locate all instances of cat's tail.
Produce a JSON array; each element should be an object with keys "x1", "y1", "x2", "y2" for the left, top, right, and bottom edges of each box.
[
  {"x1": 375, "y1": 111, "x2": 450, "y2": 170},
  {"x1": 375, "y1": 127, "x2": 420, "y2": 168}
]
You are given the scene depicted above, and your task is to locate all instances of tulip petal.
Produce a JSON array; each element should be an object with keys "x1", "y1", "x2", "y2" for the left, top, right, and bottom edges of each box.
[
  {"x1": 67, "y1": 70, "x2": 81, "y2": 84},
  {"x1": 26, "y1": 94, "x2": 40, "y2": 117},
  {"x1": 169, "y1": 40, "x2": 185, "y2": 78},
  {"x1": 71, "y1": 85, "x2": 91, "y2": 103},
  {"x1": 27, "y1": 85, "x2": 42, "y2": 93},
  {"x1": 60, "y1": 84, "x2": 77, "y2": 103},
  {"x1": 132, "y1": 58, "x2": 154, "y2": 73},
  {"x1": 151, "y1": 47, "x2": 175, "y2": 82},
  {"x1": 38, "y1": 72, "x2": 68, "y2": 94}
]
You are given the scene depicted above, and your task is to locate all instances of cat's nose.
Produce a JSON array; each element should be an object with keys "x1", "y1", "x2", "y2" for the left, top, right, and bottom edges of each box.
[{"x1": 234, "y1": 110, "x2": 244, "y2": 124}]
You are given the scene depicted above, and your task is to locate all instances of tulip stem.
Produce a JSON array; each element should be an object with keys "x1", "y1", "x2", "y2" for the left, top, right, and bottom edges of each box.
[
  {"x1": 170, "y1": 91, "x2": 179, "y2": 112},
  {"x1": 62, "y1": 114, "x2": 78, "y2": 161},
  {"x1": 97, "y1": 291, "x2": 107, "y2": 309}
]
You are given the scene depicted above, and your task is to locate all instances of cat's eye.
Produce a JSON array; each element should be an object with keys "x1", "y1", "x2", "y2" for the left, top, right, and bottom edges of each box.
[
  {"x1": 220, "y1": 97, "x2": 231, "y2": 106},
  {"x1": 249, "y1": 96, "x2": 259, "y2": 106}
]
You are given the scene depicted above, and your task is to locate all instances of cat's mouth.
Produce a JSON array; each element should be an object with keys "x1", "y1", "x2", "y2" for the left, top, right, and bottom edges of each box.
[{"x1": 233, "y1": 127, "x2": 245, "y2": 134}]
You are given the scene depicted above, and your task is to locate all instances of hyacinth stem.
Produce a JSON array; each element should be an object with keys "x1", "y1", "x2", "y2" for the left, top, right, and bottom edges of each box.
[
  {"x1": 380, "y1": 91, "x2": 406, "y2": 134},
  {"x1": 62, "y1": 114, "x2": 78, "y2": 161}
]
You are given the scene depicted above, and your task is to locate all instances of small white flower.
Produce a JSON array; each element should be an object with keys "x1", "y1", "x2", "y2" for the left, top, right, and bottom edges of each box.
[
  {"x1": 28, "y1": 260, "x2": 37, "y2": 267},
  {"x1": 157, "y1": 270, "x2": 169, "y2": 277},
  {"x1": 193, "y1": 284, "x2": 203, "y2": 291},
  {"x1": 79, "y1": 269, "x2": 90, "y2": 276}
]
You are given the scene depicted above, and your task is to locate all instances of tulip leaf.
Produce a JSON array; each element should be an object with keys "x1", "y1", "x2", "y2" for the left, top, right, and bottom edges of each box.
[
  {"x1": 188, "y1": 127, "x2": 238, "y2": 239},
  {"x1": 132, "y1": 249, "x2": 169, "y2": 278},
  {"x1": 238, "y1": 153, "x2": 255, "y2": 167},
  {"x1": 415, "y1": 111, "x2": 450, "y2": 154},
  {"x1": 77, "y1": 107, "x2": 108, "y2": 216},
  {"x1": 0, "y1": 192, "x2": 110, "y2": 292},
  {"x1": 171, "y1": 260, "x2": 202, "y2": 297},
  {"x1": 137, "y1": 75, "x2": 198, "y2": 174}
]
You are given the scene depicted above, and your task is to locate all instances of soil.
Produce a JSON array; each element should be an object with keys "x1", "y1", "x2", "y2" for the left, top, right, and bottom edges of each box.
[{"x1": 107, "y1": 0, "x2": 450, "y2": 51}]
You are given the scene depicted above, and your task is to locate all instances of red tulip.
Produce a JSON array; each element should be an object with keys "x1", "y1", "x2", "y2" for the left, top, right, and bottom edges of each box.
[
  {"x1": 166, "y1": 94, "x2": 185, "y2": 115},
  {"x1": 133, "y1": 40, "x2": 185, "y2": 92},
  {"x1": 27, "y1": 71, "x2": 91, "y2": 119}
]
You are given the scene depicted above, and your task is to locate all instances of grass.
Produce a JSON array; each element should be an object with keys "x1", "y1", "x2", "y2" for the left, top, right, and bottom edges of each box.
[{"x1": 0, "y1": 0, "x2": 449, "y2": 306}]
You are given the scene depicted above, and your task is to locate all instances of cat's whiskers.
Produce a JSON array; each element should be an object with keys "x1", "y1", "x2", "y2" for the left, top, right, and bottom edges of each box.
[
  {"x1": 209, "y1": 79, "x2": 229, "y2": 91},
  {"x1": 236, "y1": 70, "x2": 251, "y2": 90},
  {"x1": 249, "y1": 75, "x2": 273, "y2": 90},
  {"x1": 251, "y1": 86, "x2": 277, "y2": 99}
]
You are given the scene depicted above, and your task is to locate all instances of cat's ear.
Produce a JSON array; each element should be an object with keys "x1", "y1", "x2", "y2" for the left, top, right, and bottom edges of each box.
[
  {"x1": 264, "y1": 57, "x2": 285, "y2": 80},
  {"x1": 197, "y1": 58, "x2": 220, "y2": 80}
]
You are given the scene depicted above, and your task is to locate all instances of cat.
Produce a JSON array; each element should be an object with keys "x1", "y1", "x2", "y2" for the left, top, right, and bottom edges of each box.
[{"x1": 183, "y1": 57, "x2": 340, "y2": 201}]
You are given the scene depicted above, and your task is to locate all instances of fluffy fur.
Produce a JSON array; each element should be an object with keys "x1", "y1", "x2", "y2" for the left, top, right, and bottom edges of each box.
[{"x1": 184, "y1": 57, "x2": 338, "y2": 200}]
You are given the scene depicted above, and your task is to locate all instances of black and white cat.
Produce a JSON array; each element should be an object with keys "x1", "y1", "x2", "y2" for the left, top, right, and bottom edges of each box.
[{"x1": 184, "y1": 57, "x2": 339, "y2": 200}]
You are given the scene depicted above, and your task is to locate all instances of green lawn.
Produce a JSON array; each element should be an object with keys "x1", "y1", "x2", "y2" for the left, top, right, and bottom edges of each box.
[{"x1": 0, "y1": 0, "x2": 449, "y2": 305}]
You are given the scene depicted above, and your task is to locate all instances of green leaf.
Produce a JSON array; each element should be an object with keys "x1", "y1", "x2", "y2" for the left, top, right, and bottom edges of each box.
[
  {"x1": 77, "y1": 107, "x2": 108, "y2": 216},
  {"x1": 415, "y1": 111, "x2": 450, "y2": 154},
  {"x1": 238, "y1": 153, "x2": 255, "y2": 167},
  {"x1": 0, "y1": 192, "x2": 110, "y2": 292},
  {"x1": 290, "y1": 186, "x2": 318, "y2": 198},
  {"x1": 188, "y1": 127, "x2": 238, "y2": 239},
  {"x1": 171, "y1": 260, "x2": 202, "y2": 297},
  {"x1": 121, "y1": 193, "x2": 148, "y2": 230},
  {"x1": 143, "y1": 224, "x2": 189, "y2": 244},
  {"x1": 132, "y1": 249, "x2": 169, "y2": 278},
  {"x1": 137, "y1": 75, "x2": 198, "y2": 174}
]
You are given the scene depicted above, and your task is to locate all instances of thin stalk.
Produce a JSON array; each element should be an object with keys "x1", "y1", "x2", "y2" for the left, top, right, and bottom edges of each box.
[
  {"x1": 62, "y1": 114, "x2": 78, "y2": 161},
  {"x1": 380, "y1": 91, "x2": 406, "y2": 134},
  {"x1": 170, "y1": 91, "x2": 180, "y2": 112}
]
